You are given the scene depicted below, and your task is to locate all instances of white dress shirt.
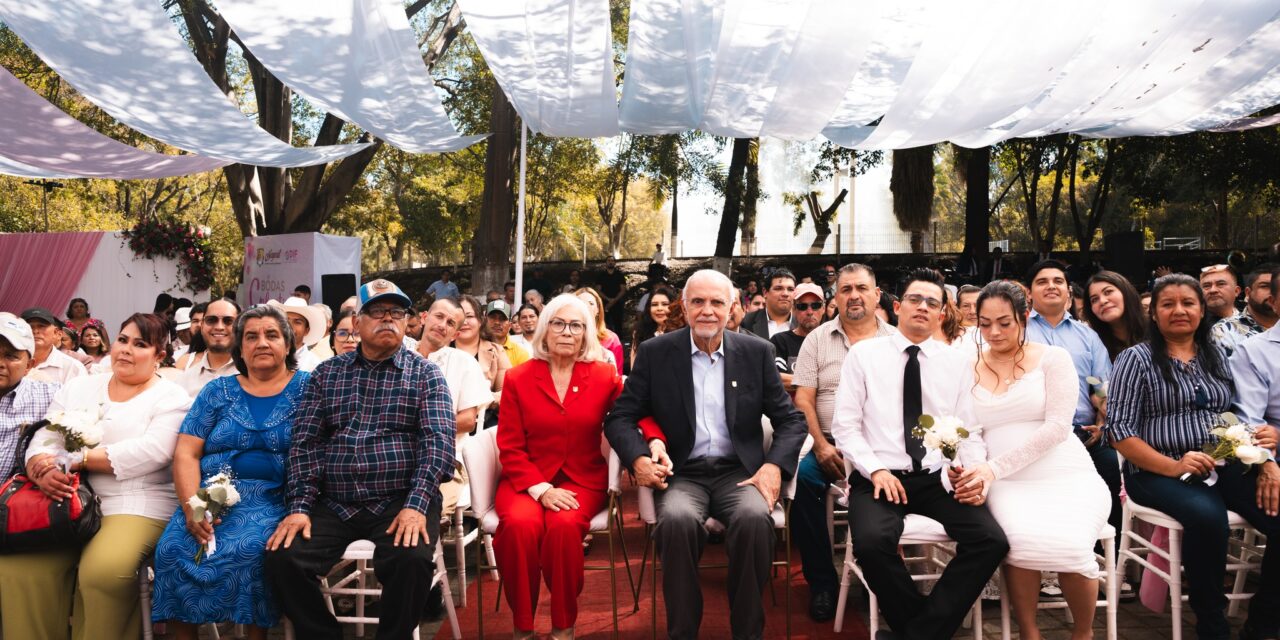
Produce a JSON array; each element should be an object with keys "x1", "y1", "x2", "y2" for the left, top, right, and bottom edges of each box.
[
  {"x1": 28, "y1": 348, "x2": 88, "y2": 384},
  {"x1": 26, "y1": 373, "x2": 191, "y2": 520},
  {"x1": 294, "y1": 345, "x2": 322, "y2": 372},
  {"x1": 831, "y1": 332, "x2": 981, "y2": 481}
]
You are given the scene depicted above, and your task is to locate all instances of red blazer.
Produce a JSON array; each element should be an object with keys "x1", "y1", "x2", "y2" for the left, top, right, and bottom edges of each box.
[{"x1": 497, "y1": 359, "x2": 623, "y2": 493}]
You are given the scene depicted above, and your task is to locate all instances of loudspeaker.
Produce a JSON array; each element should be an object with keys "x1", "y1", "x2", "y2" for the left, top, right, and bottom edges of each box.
[
  {"x1": 321, "y1": 273, "x2": 358, "y2": 319},
  {"x1": 1104, "y1": 231, "x2": 1145, "y2": 284}
]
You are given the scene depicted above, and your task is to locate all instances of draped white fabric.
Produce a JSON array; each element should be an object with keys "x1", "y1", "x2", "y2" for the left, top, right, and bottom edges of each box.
[
  {"x1": 0, "y1": 67, "x2": 228, "y2": 179},
  {"x1": 614, "y1": 0, "x2": 1280, "y2": 149},
  {"x1": 457, "y1": 0, "x2": 619, "y2": 138},
  {"x1": 216, "y1": 0, "x2": 484, "y2": 154},
  {"x1": 0, "y1": 0, "x2": 371, "y2": 167}
]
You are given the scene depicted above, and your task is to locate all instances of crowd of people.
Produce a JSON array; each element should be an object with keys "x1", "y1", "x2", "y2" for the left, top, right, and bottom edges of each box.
[{"x1": 0, "y1": 252, "x2": 1276, "y2": 640}]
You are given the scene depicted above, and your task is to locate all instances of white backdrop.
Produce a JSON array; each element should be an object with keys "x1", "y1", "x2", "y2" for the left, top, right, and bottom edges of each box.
[
  {"x1": 242, "y1": 233, "x2": 362, "y2": 307},
  {"x1": 72, "y1": 232, "x2": 210, "y2": 334}
]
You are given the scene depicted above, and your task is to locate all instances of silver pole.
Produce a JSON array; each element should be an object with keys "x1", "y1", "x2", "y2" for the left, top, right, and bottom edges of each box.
[{"x1": 515, "y1": 123, "x2": 528, "y2": 305}]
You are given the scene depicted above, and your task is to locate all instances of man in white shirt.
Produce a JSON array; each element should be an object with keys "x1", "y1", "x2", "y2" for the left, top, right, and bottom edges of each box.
[
  {"x1": 179, "y1": 299, "x2": 240, "y2": 397},
  {"x1": 268, "y1": 296, "x2": 326, "y2": 372},
  {"x1": 172, "y1": 307, "x2": 194, "y2": 359},
  {"x1": 831, "y1": 269, "x2": 1008, "y2": 640},
  {"x1": 21, "y1": 308, "x2": 86, "y2": 384},
  {"x1": 414, "y1": 298, "x2": 491, "y2": 515},
  {"x1": 510, "y1": 304, "x2": 538, "y2": 353}
]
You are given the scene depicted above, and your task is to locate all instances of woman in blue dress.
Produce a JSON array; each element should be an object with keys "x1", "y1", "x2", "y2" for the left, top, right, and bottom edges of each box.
[{"x1": 152, "y1": 305, "x2": 307, "y2": 639}]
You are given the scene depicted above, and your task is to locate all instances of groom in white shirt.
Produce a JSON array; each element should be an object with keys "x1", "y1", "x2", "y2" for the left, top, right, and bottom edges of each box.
[{"x1": 832, "y1": 269, "x2": 1008, "y2": 640}]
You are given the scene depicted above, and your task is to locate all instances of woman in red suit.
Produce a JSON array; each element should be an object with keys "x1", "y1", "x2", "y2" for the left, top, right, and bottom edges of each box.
[{"x1": 495, "y1": 293, "x2": 623, "y2": 640}]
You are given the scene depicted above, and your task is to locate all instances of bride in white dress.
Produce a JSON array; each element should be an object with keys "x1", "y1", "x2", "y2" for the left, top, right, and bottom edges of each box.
[{"x1": 954, "y1": 281, "x2": 1110, "y2": 640}]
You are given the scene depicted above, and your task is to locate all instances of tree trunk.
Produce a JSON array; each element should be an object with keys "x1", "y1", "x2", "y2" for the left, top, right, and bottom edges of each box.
[
  {"x1": 739, "y1": 138, "x2": 760, "y2": 255},
  {"x1": 669, "y1": 172, "x2": 679, "y2": 255},
  {"x1": 714, "y1": 138, "x2": 751, "y2": 269},
  {"x1": 472, "y1": 83, "x2": 519, "y2": 292},
  {"x1": 963, "y1": 145, "x2": 991, "y2": 259},
  {"x1": 890, "y1": 145, "x2": 936, "y2": 253}
]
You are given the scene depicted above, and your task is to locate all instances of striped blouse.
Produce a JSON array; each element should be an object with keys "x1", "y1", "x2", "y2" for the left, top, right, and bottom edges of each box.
[{"x1": 1103, "y1": 342, "x2": 1234, "y2": 474}]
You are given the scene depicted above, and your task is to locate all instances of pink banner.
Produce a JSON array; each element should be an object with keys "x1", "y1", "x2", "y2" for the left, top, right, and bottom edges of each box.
[{"x1": 0, "y1": 232, "x2": 104, "y2": 318}]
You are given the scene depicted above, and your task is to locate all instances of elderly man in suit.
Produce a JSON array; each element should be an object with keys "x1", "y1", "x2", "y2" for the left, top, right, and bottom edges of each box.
[{"x1": 606, "y1": 269, "x2": 807, "y2": 640}]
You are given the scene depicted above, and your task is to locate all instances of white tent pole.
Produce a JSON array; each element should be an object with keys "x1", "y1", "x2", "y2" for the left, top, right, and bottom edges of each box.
[{"x1": 514, "y1": 122, "x2": 528, "y2": 306}]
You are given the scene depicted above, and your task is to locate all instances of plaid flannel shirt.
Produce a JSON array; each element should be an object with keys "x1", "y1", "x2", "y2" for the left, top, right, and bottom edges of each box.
[
  {"x1": 0, "y1": 378, "x2": 59, "y2": 476},
  {"x1": 287, "y1": 347, "x2": 456, "y2": 520}
]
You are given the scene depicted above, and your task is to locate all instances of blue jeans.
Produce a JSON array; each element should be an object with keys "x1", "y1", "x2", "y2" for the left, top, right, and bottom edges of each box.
[
  {"x1": 789, "y1": 450, "x2": 838, "y2": 594},
  {"x1": 1126, "y1": 465, "x2": 1280, "y2": 639}
]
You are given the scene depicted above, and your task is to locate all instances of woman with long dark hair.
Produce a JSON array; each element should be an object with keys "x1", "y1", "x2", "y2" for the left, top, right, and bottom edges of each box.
[
  {"x1": 954, "y1": 281, "x2": 1109, "y2": 638},
  {"x1": 630, "y1": 284, "x2": 675, "y2": 368},
  {"x1": 1105, "y1": 274, "x2": 1280, "y2": 640},
  {"x1": 1083, "y1": 271, "x2": 1147, "y2": 362}
]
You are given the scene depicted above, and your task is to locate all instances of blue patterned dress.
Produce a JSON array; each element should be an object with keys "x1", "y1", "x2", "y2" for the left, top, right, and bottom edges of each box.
[{"x1": 151, "y1": 372, "x2": 308, "y2": 627}]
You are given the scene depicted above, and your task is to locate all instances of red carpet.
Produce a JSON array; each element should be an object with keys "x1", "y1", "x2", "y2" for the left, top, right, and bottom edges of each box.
[{"x1": 439, "y1": 487, "x2": 870, "y2": 639}]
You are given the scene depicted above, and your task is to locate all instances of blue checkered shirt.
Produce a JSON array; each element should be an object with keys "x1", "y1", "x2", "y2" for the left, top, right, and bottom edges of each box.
[
  {"x1": 0, "y1": 378, "x2": 59, "y2": 476},
  {"x1": 287, "y1": 347, "x2": 456, "y2": 519}
]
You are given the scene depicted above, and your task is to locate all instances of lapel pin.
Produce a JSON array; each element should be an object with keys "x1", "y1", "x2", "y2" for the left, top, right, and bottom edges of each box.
[
  {"x1": 572, "y1": 386, "x2": 579, "y2": 393},
  {"x1": 731, "y1": 381, "x2": 738, "y2": 388}
]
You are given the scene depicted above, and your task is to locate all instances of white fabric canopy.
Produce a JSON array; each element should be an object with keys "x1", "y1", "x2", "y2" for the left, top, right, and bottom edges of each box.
[
  {"x1": 215, "y1": 0, "x2": 484, "y2": 154},
  {"x1": 457, "y1": 0, "x2": 619, "y2": 138},
  {"x1": 0, "y1": 0, "x2": 371, "y2": 167},
  {"x1": 0, "y1": 66, "x2": 228, "y2": 179}
]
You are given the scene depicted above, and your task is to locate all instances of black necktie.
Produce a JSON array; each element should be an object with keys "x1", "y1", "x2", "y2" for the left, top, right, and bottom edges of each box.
[{"x1": 903, "y1": 345, "x2": 925, "y2": 471}]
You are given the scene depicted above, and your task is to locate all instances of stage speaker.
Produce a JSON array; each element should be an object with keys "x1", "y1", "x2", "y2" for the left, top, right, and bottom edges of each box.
[
  {"x1": 1104, "y1": 231, "x2": 1146, "y2": 284},
  {"x1": 320, "y1": 273, "x2": 358, "y2": 319}
]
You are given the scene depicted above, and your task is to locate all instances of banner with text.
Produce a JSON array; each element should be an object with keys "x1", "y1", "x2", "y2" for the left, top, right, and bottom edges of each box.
[{"x1": 242, "y1": 233, "x2": 361, "y2": 306}]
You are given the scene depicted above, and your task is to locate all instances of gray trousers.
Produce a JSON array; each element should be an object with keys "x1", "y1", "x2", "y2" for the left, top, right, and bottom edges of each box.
[{"x1": 654, "y1": 457, "x2": 775, "y2": 640}]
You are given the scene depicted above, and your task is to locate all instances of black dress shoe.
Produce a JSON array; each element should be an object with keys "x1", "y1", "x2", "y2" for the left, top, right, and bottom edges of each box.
[
  {"x1": 808, "y1": 589, "x2": 836, "y2": 622},
  {"x1": 875, "y1": 630, "x2": 901, "y2": 640}
]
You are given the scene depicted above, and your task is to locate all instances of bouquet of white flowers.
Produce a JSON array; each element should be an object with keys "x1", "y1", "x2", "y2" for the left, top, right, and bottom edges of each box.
[
  {"x1": 40, "y1": 408, "x2": 104, "y2": 472},
  {"x1": 912, "y1": 414, "x2": 980, "y2": 472},
  {"x1": 1085, "y1": 376, "x2": 1109, "y2": 401},
  {"x1": 187, "y1": 470, "x2": 241, "y2": 563},
  {"x1": 1181, "y1": 412, "x2": 1270, "y2": 485}
]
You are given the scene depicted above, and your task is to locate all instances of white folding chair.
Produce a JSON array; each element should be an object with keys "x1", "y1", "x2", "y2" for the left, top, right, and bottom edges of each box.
[
  {"x1": 1117, "y1": 498, "x2": 1265, "y2": 640},
  {"x1": 997, "y1": 524, "x2": 1119, "y2": 639},
  {"x1": 633, "y1": 424, "x2": 807, "y2": 639},
  {"x1": 834, "y1": 511, "x2": 986, "y2": 638},
  {"x1": 460, "y1": 427, "x2": 636, "y2": 639}
]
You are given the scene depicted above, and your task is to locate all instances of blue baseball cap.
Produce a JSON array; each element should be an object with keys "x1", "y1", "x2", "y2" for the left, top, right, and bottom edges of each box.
[{"x1": 358, "y1": 279, "x2": 412, "y2": 310}]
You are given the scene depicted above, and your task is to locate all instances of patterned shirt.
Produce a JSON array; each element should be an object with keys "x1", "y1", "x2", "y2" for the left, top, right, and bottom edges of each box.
[
  {"x1": 1211, "y1": 307, "x2": 1265, "y2": 357},
  {"x1": 0, "y1": 378, "x2": 59, "y2": 476},
  {"x1": 792, "y1": 318, "x2": 896, "y2": 437},
  {"x1": 288, "y1": 347, "x2": 456, "y2": 520},
  {"x1": 1103, "y1": 342, "x2": 1234, "y2": 474}
]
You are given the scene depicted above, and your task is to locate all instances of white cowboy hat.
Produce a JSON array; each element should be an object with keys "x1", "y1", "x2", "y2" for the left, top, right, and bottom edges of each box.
[{"x1": 267, "y1": 297, "x2": 327, "y2": 346}]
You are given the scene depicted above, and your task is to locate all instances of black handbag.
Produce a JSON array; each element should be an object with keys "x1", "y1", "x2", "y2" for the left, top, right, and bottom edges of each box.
[{"x1": 0, "y1": 420, "x2": 102, "y2": 553}]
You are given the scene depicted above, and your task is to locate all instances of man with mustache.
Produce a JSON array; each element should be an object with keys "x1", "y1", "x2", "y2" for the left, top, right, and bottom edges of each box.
[
  {"x1": 178, "y1": 298, "x2": 241, "y2": 397},
  {"x1": 790, "y1": 264, "x2": 897, "y2": 621},
  {"x1": 1200, "y1": 264, "x2": 1243, "y2": 323},
  {"x1": 266, "y1": 278, "x2": 456, "y2": 640},
  {"x1": 1211, "y1": 264, "x2": 1277, "y2": 357}
]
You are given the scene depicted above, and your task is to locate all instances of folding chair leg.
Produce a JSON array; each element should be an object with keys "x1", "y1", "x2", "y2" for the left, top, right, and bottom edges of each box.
[
  {"x1": 635, "y1": 523, "x2": 652, "y2": 609},
  {"x1": 615, "y1": 505, "x2": 638, "y2": 611},
  {"x1": 651, "y1": 537, "x2": 659, "y2": 640},
  {"x1": 476, "y1": 538, "x2": 485, "y2": 640},
  {"x1": 1105, "y1": 535, "x2": 1118, "y2": 640},
  {"x1": 1169, "y1": 528, "x2": 1183, "y2": 640},
  {"x1": 609, "y1": 523, "x2": 620, "y2": 639},
  {"x1": 438, "y1": 544, "x2": 463, "y2": 640}
]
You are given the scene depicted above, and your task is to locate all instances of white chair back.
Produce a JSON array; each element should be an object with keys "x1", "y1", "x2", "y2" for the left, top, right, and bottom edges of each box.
[{"x1": 460, "y1": 428, "x2": 501, "y2": 523}]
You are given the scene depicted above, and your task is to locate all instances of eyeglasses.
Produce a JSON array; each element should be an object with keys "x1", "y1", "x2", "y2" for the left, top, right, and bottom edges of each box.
[
  {"x1": 203, "y1": 315, "x2": 236, "y2": 326},
  {"x1": 363, "y1": 307, "x2": 408, "y2": 320},
  {"x1": 1200, "y1": 264, "x2": 1230, "y2": 274},
  {"x1": 793, "y1": 302, "x2": 824, "y2": 312},
  {"x1": 335, "y1": 329, "x2": 358, "y2": 341},
  {"x1": 902, "y1": 293, "x2": 943, "y2": 310},
  {"x1": 549, "y1": 319, "x2": 586, "y2": 335}
]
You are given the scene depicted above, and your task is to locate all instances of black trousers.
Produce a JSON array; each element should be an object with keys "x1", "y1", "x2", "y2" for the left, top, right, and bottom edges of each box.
[
  {"x1": 264, "y1": 499, "x2": 442, "y2": 640},
  {"x1": 847, "y1": 471, "x2": 1008, "y2": 640}
]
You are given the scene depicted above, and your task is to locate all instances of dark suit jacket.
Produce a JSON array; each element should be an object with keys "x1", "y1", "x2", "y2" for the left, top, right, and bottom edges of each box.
[
  {"x1": 741, "y1": 308, "x2": 793, "y2": 339},
  {"x1": 605, "y1": 327, "x2": 807, "y2": 479}
]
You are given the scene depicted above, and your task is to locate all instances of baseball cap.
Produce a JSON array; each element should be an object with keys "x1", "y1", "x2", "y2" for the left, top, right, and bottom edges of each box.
[
  {"x1": 174, "y1": 307, "x2": 193, "y2": 331},
  {"x1": 794, "y1": 283, "x2": 825, "y2": 301},
  {"x1": 0, "y1": 313, "x2": 35, "y2": 356},
  {"x1": 357, "y1": 279, "x2": 412, "y2": 310},
  {"x1": 20, "y1": 307, "x2": 61, "y2": 328},
  {"x1": 485, "y1": 300, "x2": 512, "y2": 319}
]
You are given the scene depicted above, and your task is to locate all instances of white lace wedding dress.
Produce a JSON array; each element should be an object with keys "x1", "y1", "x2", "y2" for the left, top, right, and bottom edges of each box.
[{"x1": 972, "y1": 345, "x2": 1110, "y2": 577}]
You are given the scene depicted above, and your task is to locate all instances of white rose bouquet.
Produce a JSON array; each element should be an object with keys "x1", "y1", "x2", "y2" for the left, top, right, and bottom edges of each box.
[
  {"x1": 187, "y1": 470, "x2": 241, "y2": 563},
  {"x1": 1085, "y1": 376, "x2": 1109, "y2": 401},
  {"x1": 1183, "y1": 413, "x2": 1271, "y2": 485},
  {"x1": 41, "y1": 408, "x2": 105, "y2": 473},
  {"x1": 912, "y1": 414, "x2": 981, "y2": 472}
]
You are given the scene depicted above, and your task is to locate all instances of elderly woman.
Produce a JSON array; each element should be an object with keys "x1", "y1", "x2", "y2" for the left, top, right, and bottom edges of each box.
[
  {"x1": 1106, "y1": 274, "x2": 1280, "y2": 640},
  {"x1": 332, "y1": 310, "x2": 360, "y2": 356},
  {"x1": 495, "y1": 294, "x2": 622, "y2": 640},
  {"x1": 0, "y1": 313, "x2": 190, "y2": 639},
  {"x1": 151, "y1": 306, "x2": 308, "y2": 639},
  {"x1": 574, "y1": 287, "x2": 623, "y2": 374}
]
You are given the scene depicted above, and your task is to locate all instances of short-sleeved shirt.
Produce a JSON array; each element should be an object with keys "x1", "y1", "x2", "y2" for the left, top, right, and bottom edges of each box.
[
  {"x1": 1103, "y1": 342, "x2": 1234, "y2": 473},
  {"x1": 770, "y1": 330, "x2": 807, "y2": 374},
  {"x1": 1211, "y1": 307, "x2": 1265, "y2": 357},
  {"x1": 0, "y1": 378, "x2": 59, "y2": 476},
  {"x1": 501, "y1": 337, "x2": 530, "y2": 368},
  {"x1": 1229, "y1": 325, "x2": 1280, "y2": 427},
  {"x1": 28, "y1": 348, "x2": 87, "y2": 384},
  {"x1": 792, "y1": 318, "x2": 896, "y2": 436},
  {"x1": 422, "y1": 346, "x2": 492, "y2": 415},
  {"x1": 179, "y1": 352, "x2": 238, "y2": 397},
  {"x1": 425, "y1": 280, "x2": 460, "y2": 300},
  {"x1": 596, "y1": 269, "x2": 626, "y2": 299}
]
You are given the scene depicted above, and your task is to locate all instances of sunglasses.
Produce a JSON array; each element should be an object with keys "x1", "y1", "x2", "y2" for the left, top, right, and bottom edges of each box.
[
  {"x1": 793, "y1": 302, "x2": 825, "y2": 312},
  {"x1": 203, "y1": 315, "x2": 236, "y2": 326}
]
